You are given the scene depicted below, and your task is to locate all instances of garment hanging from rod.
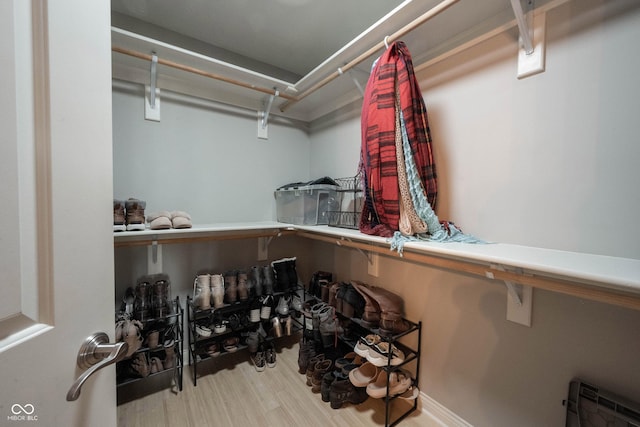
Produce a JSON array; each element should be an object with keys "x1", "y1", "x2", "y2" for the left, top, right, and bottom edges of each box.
[{"x1": 359, "y1": 41, "x2": 483, "y2": 251}]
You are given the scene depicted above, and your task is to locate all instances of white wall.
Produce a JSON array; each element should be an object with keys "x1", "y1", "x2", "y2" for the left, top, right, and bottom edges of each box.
[
  {"x1": 112, "y1": 82, "x2": 311, "y2": 224},
  {"x1": 308, "y1": 1, "x2": 640, "y2": 426}
]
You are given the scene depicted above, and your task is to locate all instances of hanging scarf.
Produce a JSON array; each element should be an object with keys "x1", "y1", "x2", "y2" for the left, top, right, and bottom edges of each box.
[
  {"x1": 359, "y1": 41, "x2": 484, "y2": 252},
  {"x1": 359, "y1": 41, "x2": 437, "y2": 237}
]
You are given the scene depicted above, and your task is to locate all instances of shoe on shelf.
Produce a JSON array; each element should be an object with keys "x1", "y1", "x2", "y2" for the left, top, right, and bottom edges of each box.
[
  {"x1": 125, "y1": 198, "x2": 146, "y2": 231},
  {"x1": 348, "y1": 362, "x2": 381, "y2": 387},
  {"x1": 250, "y1": 265, "x2": 263, "y2": 297},
  {"x1": 224, "y1": 271, "x2": 238, "y2": 304},
  {"x1": 193, "y1": 274, "x2": 212, "y2": 310},
  {"x1": 290, "y1": 295, "x2": 303, "y2": 313},
  {"x1": 265, "y1": 345, "x2": 277, "y2": 368},
  {"x1": 366, "y1": 370, "x2": 412, "y2": 399},
  {"x1": 147, "y1": 211, "x2": 172, "y2": 230},
  {"x1": 366, "y1": 342, "x2": 405, "y2": 367},
  {"x1": 131, "y1": 353, "x2": 150, "y2": 378},
  {"x1": 211, "y1": 274, "x2": 225, "y2": 309},
  {"x1": 397, "y1": 385, "x2": 420, "y2": 401},
  {"x1": 223, "y1": 336, "x2": 239, "y2": 352},
  {"x1": 276, "y1": 296, "x2": 290, "y2": 316},
  {"x1": 262, "y1": 265, "x2": 275, "y2": 295},
  {"x1": 251, "y1": 350, "x2": 266, "y2": 372},
  {"x1": 249, "y1": 298, "x2": 261, "y2": 323},
  {"x1": 260, "y1": 295, "x2": 273, "y2": 320},
  {"x1": 237, "y1": 271, "x2": 249, "y2": 301},
  {"x1": 207, "y1": 342, "x2": 221, "y2": 357},
  {"x1": 353, "y1": 334, "x2": 381, "y2": 358},
  {"x1": 170, "y1": 211, "x2": 192, "y2": 229},
  {"x1": 113, "y1": 200, "x2": 126, "y2": 232},
  {"x1": 196, "y1": 324, "x2": 212, "y2": 338}
]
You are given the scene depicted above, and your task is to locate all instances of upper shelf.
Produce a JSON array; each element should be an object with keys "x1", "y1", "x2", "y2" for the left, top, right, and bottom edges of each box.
[{"x1": 114, "y1": 221, "x2": 640, "y2": 312}]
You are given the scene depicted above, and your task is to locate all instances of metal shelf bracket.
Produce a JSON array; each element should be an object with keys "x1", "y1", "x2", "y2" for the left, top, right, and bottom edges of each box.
[
  {"x1": 488, "y1": 264, "x2": 533, "y2": 327},
  {"x1": 258, "y1": 89, "x2": 279, "y2": 139},
  {"x1": 510, "y1": 0, "x2": 547, "y2": 79}
]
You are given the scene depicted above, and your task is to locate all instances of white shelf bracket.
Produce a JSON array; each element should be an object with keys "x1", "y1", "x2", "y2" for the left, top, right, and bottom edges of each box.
[
  {"x1": 257, "y1": 236, "x2": 275, "y2": 261},
  {"x1": 335, "y1": 237, "x2": 379, "y2": 276},
  {"x1": 487, "y1": 264, "x2": 533, "y2": 327},
  {"x1": 147, "y1": 240, "x2": 163, "y2": 274},
  {"x1": 511, "y1": 0, "x2": 547, "y2": 79},
  {"x1": 145, "y1": 52, "x2": 161, "y2": 121},
  {"x1": 258, "y1": 89, "x2": 279, "y2": 140},
  {"x1": 338, "y1": 66, "x2": 365, "y2": 97}
]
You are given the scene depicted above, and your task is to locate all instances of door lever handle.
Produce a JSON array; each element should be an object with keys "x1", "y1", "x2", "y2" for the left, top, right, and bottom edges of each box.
[{"x1": 66, "y1": 332, "x2": 128, "y2": 401}]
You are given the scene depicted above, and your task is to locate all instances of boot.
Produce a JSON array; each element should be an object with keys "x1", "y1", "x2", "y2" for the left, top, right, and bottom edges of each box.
[
  {"x1": 286, "y1": 257, "x2": 299, "y2": 289},
  {"x1": 237, "y1": 271, "x2": 249, "y2": 301},
  {"x1": 297, "y1": 338, "x2": 316, "y2": 374},
  {"x1": 211, "y1": 274, "x2": 225, "y2": 309},
  {"x1": 250, "y1": 266, "x2": 263, "y2": 297},
  {"x1": 351, "y1": 281, "x2": 408, "y2": 334},
  {"x1": 271, "y1": 258, "x2": 291, "y2": 292},
  {"x1": 350, "y1": 281, "x2": 380, "y2": 327},
  {"x1": 163, "y1": 343, "x2": 175, "y2": 369},
  {"x1": 224, "y1": 271, "x2": 238, "y2": 303},
  {"x1": 262, "y1": 265, "x2": 275, "y2": 295},
  {"x1": 193, "y1": 274, "x2": 211, "y2": 310},
  {"x1": 311, "y1": 359, "x2": 333, "y2": 393}
]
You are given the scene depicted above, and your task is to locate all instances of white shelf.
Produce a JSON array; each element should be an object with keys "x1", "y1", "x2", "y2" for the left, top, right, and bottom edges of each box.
[
  {"x1": 113, "y1": 221, "x2": 294, "y2": 246},
  {"x1": 114, "y1": 221, "x2": 640, "y2": 311}
]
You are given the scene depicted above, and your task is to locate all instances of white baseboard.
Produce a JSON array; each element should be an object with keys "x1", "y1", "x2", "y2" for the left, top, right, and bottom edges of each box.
[{"x1": 420, "y1": 391, "x2": 473, "y2": 427}]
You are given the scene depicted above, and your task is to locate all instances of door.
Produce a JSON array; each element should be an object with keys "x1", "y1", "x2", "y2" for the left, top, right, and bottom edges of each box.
[{"x1": 0, "y1": 1, "x2": 115, "y2": 425}]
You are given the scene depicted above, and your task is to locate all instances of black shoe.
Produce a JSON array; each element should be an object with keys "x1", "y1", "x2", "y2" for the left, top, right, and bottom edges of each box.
[{"x1": 329, "y1": 378, "x2": 368, "y2": 409}]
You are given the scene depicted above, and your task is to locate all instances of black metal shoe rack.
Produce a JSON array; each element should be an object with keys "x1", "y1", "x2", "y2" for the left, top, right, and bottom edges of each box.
[
  {"x1": 304, "y1": 290, "x2": 422, "y2": 427},
  {"x1": 339, "y1": 316, "x2": 422, "y2": 427},
  {"x1": 187, "y1": 287, "x2": 303, "y2": 386},
  {"x1": 116, "y1": 296, "x2": 184, "y2": 392}
]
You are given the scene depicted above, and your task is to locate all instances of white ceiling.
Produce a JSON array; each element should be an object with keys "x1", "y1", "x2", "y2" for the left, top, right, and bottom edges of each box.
[{"x1": 111, "y1": 0, "x2": 405, "y2": 81}]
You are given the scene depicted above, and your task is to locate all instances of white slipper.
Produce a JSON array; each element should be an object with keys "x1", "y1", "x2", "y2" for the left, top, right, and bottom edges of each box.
[
  {"x1": 171, "y1": 211, "x2": 192, "y2": 229},
  {"x1": 147, "y1": 211, "x2": 172, "y2": 230}
]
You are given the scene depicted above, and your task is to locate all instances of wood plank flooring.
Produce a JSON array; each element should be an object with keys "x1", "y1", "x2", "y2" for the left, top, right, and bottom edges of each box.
[{"x1": 117, "y1": 335, "x2": 436, "y2": 427}]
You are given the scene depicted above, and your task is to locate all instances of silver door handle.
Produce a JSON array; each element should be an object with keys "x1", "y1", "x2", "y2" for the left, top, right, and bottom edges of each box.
[{"x1": 66, "y1": 332, "x2": 128, "y2": 401}]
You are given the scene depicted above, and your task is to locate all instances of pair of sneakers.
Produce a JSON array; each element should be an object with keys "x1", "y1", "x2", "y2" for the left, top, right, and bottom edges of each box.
[
  {"x1": 114, "y1": 198, "x2": 146, "y2": 231},
  {"x1": 251, "y1": 344, "x2": 277, "y2": 372}
]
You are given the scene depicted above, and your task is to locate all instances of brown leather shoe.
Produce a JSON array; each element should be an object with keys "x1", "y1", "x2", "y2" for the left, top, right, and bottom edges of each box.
[
  {"x1": 350, "y1": 281, "x2": 381, "y2": 327},
  {"x1": 352, "y1": 281, "x2": 405, "y2": 325}
]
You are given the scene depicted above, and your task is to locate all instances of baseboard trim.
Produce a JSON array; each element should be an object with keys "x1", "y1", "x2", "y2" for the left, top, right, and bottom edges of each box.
[{"x1": 420, "y1": 391, "x2": 473, "y2": 427}]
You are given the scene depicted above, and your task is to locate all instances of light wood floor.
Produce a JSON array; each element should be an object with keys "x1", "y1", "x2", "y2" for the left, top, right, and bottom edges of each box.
[{"x1": 117, "y1": 335, "x2": 437, "y2": 427}]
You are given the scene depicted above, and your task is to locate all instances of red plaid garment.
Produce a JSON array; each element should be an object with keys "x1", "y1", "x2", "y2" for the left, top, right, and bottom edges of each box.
[{"x1": 359, "y1": 41, "x2": 437, "y2": 237}]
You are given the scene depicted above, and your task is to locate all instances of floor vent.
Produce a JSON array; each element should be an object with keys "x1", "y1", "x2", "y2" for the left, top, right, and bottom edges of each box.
[{"x1": 565, "y1": 379, "x2": 640, "y2": 426}]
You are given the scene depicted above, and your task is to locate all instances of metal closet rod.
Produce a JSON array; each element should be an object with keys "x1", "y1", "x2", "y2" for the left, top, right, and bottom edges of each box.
[
  {"x1": 111, "y1": 0, "x2": 459, "y2": 111},
  {"x1": 278, "y1": 0, "x2": 460, "y2": 111},
  {"x1": 111, "y1": 46, "x2": 298, "y2": 102}
]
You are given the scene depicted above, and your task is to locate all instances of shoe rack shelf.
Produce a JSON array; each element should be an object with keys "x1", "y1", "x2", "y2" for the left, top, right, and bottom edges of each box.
[
  {"x1": 187, "y1": 289, "x2": 302, "y2": 386},
  {"x1": 116, "y1": 296, "x2": 184, "y2": 391},
  {"x1": 335, "y1": 309, "x2": 422, "y2": 427}
]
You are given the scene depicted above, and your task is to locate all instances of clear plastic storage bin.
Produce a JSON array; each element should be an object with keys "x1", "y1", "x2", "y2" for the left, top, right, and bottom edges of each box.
[{"x1": 275, "y1": 183, "x2": 338, "y2": 225}]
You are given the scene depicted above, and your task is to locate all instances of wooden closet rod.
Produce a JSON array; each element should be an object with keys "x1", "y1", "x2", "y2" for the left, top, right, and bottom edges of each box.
[
  {"x1": 278, "y1": 0, "x2": 460, "y2": 112},
  {"x1": 111, "y1": 46, "x2": 298, "y2": 102}
]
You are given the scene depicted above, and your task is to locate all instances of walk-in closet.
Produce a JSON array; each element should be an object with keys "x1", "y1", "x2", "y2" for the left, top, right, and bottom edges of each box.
[{"x1": 2, "y1": 0, "x2": 639, "y2": 426}]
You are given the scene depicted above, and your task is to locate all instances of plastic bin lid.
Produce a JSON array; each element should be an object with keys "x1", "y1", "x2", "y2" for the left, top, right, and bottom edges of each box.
[{"x1": 276, "y1": 176, "x2": 338, "y2": 190}]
